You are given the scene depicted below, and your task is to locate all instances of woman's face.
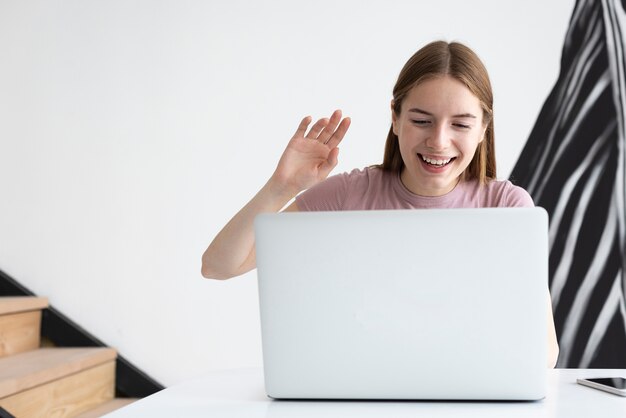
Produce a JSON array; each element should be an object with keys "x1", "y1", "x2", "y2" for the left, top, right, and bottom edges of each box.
[{"x1": 392, "y1": 75, "x2": 486, "y2": 196}]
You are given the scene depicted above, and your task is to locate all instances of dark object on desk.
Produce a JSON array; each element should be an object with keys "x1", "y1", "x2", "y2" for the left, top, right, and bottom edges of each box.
[{"x1": 577, "y1": 377, "x2": 626, "y2": 397}]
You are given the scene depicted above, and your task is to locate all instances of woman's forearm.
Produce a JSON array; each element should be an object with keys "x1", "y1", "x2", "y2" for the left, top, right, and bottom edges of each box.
[
  {"x1": 547, "y1": 291, "x2": 560, "y2": 368},
  {"x1": 201, "y1": 179, "x2": 296, "y2": 280}
]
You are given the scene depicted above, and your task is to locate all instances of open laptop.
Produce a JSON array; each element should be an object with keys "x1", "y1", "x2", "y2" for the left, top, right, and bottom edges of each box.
[{"x1": 254, "y1": 208, "x2": 548, "y2": 400}]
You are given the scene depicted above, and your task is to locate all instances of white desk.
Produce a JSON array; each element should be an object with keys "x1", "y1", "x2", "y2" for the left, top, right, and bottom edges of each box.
[{"x1": 107, "y1": 368, "x2": 625, "y2": 417}]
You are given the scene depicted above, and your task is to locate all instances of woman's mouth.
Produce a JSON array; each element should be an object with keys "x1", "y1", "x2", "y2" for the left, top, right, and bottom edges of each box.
[{"x1": 418, "y1": 154, "x2": 456, "y2": 167}]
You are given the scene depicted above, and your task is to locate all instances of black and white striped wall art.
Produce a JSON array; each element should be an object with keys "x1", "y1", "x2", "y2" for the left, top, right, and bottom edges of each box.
[{"x1": 510, "y1": 0, "x2": 626, "y2": 367}]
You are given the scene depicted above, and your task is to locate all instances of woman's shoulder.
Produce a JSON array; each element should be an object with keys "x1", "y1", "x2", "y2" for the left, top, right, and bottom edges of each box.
[
  {"x1": 457, "y1": 178, "x2": 534, "y2": 208},
  {"x1": 343, "y1": 165, "x2": 387, "y2": 179},
  {"x1": 295, "y1": 166, "x2": 390, "y2": 211},
  {"x1": 328, "y1": 165, "x2": 392, "y2": 188},
  {"x1": 482, "y1": 179, "x2": 534, "y2": 207}
]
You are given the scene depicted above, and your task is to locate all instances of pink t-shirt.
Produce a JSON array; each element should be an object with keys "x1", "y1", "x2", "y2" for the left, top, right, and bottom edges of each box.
[{"x1": 295, "y1": 167, "x2": 534, "y2": 211}]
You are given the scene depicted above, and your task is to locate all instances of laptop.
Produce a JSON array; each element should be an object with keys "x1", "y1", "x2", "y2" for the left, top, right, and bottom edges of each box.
[{"x1": 254, "y1": 208, "x2": 548, "y2": 400}]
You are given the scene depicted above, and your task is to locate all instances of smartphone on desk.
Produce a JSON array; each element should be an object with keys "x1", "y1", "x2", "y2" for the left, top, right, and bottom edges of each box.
[{"x1": 577, "y1": 377, "x2": 626, "y2": 397}]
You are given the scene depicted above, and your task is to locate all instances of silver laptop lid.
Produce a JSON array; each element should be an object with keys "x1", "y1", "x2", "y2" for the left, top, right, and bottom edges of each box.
[{"x1": 255, "y1": 208, "x2": 548, "y2": 400}]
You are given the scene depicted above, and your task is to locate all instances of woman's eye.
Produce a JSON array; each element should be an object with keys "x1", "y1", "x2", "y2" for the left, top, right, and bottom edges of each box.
[
  {"x1": 411, "y1": 120, "x2": 431, "y2": 126},
  {"x1": 453, "y1": 123, "x2": 470, "y2": 129}
]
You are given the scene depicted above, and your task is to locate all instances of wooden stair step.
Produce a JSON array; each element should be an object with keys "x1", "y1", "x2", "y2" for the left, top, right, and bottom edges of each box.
[
  {"x1": 0, "y1": 310, "x2": 42, "y2": 357},
  {"x1": 75, "y1": 398, "x2": 138, "y2": 418},
  {"x1": 0, "y1": 297, "x2": 48, "y2": 358},
  {"x1": 0, "y1": 359, "x2": 115, "y2": 417},
  {"x1": 0, "y1": 297, "x2": 48, "y2": 315},
  {"x1": 0, "y1": 347, "x2": 116, "y2": 398}
]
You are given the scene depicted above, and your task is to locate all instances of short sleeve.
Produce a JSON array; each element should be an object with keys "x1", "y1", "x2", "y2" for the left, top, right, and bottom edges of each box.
[
  {"x1": 295, "y1": 172, "x2": 351, "y2": 211},
  {"x1": 505, "y1": 183, "x2": 535, "y2": 207}
]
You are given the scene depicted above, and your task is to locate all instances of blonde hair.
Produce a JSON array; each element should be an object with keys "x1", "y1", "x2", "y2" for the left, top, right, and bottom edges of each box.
[{"x1": 380, "y1": 41, "x2": 496, "y2": 184}]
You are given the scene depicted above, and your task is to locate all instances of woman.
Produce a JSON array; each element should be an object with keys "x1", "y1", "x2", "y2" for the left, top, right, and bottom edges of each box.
[{"x1": 201, "y1": 40, "x2": 559, "y2": 367}]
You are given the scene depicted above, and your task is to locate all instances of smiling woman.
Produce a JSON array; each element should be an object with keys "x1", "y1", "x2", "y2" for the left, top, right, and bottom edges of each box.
[
  {"x1": 382, "y1": 41, "x2": 495, "y2": 193},
  {"x1": 392, "y1": 77, "x2": 486, "y2": 196},
  {"x1": 200, "y1": 40, "x2": 560, "y2": 367}
]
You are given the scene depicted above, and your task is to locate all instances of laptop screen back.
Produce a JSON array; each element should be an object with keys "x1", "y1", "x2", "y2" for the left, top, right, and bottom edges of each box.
[{"x1": 254, "y1": 208, "x2": 548, "y2": 400}]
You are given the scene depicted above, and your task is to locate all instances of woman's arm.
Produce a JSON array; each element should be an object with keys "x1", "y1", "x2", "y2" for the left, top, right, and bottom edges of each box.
[
  {"x1": 201, "y1": 110, "x2": 350, "y2": 280},
  {"x1": 200, "y1": 182, "x2": 298, "y2": 280},
  {"x1": 505, "y1": 187, "x2": 559, "y2": 367},
  {"x1": 547, "y1": 291, "x2": 560, "y2": 368}
]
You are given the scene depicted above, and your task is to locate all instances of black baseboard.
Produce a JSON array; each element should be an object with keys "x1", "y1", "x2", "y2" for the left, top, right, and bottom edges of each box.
[
  {"x1": 0, "y1": 269, "x2": 164, "y2": 397},
  {"x1": 0, "y1": 406, "x2": 16, "y2": 418}
]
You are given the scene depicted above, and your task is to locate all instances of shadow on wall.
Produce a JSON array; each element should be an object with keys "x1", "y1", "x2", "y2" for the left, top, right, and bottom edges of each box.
[{"x1": 510, "y1": 0, "x2": 626, "y2": 367}]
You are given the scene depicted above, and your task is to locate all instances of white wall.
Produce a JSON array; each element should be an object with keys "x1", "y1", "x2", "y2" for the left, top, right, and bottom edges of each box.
[{"x1": 0, "y1": 0, "x2": 575, "y2": 386}]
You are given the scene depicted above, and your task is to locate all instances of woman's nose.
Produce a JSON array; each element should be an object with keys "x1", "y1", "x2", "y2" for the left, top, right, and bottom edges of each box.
[{"x1": 426, "y1": 124, "x2": 451, "y2": 150}]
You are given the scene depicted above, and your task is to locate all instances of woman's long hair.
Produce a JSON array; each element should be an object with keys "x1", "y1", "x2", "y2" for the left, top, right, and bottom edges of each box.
[{"x1": 380, "y1": 41, "x2": 496, "y2": 184}]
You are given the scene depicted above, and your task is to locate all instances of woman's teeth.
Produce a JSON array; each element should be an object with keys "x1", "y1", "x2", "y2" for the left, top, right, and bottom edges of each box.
[{"x1": 421, "y1": 155, "x2": 453, "y2": 166}]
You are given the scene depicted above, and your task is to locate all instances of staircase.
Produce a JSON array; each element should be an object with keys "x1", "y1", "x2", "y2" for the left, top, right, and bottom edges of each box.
[{"x1": 0, "y1": 297, "x2": 136, "y2": 417}]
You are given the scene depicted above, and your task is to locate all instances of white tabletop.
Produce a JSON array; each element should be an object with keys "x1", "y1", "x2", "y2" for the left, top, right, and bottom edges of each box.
[{"x1": 107, "y1": 368, "x2": 626, "y2": 417}]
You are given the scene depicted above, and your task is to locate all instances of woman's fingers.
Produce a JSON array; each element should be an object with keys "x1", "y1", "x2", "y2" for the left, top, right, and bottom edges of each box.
[
  {"x1": 325, "y1": 117, "x2": 351, "y2": 149},
  {"x1": 305, "y1": 117, "x2": 329, "y2": 139},
  {"x1": 293, "y1": 116, "x2": 312, "y2": 139},
  {"x1": 295, "y1": 110, "x2": 350, "y2": 148},
  {"x1": 319, "y1": 146, "x2": 340, "y2": 178},
  {"x1": 316, "y1": 110, "x2": 342, "y2": 144}
]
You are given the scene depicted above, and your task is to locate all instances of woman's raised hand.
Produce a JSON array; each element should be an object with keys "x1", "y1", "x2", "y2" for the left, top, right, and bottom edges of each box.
[
  {"x1": 271, "y1": 110, "x2": 351, "y2": 197},
  {"x1": 202, "y1": 110, "x2": 350, "y2": 280}
]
